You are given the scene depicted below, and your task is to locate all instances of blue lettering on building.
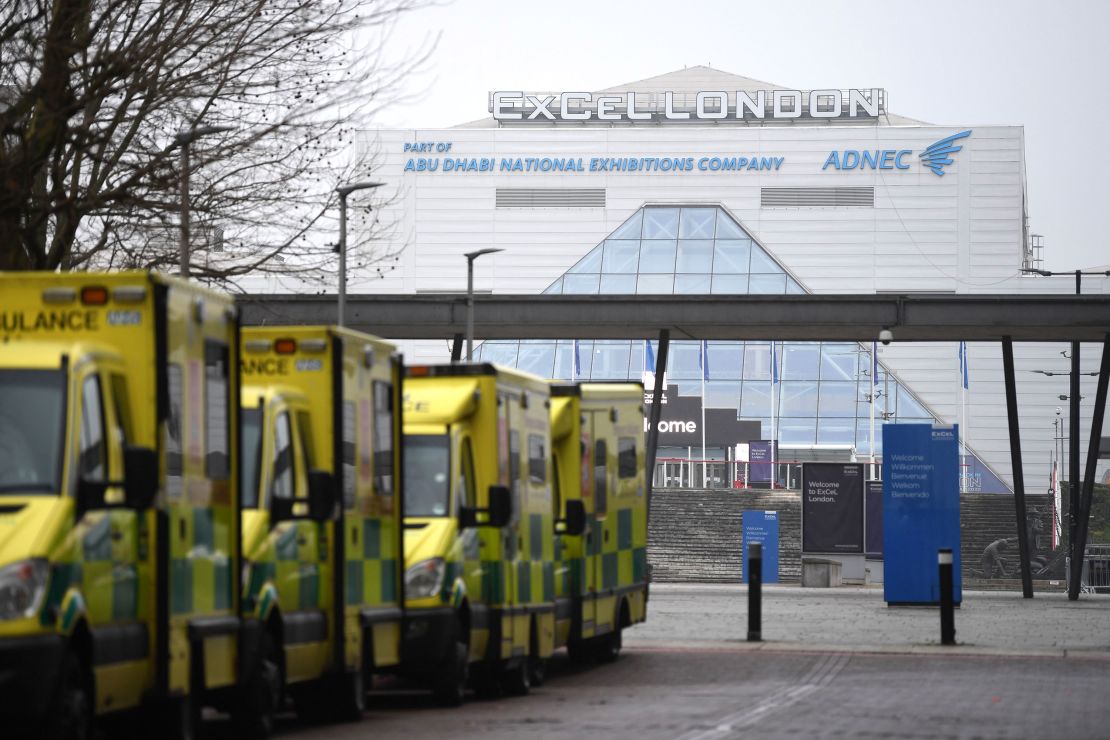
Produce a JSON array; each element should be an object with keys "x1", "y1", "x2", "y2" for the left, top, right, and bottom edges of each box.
[{"x1": 822, "y1": 149, "x2": 912, "y2": 171}]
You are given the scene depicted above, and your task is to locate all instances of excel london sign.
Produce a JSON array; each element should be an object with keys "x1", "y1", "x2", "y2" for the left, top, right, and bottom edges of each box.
[{"x1": 490, "y1": 88, "x2": 886, "y2": 122}]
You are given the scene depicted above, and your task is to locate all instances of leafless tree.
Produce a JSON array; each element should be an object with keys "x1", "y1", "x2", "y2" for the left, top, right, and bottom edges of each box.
[{"x1": 0, "y1": 0, "x2": 431, "y2": 286}]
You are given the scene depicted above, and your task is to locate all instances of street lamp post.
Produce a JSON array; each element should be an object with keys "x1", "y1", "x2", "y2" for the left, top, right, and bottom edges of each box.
[
  {"x1": 464, "y1": 248, "x2": 503, "y2": 362},
  {"x1": 334, "y1": 181, "x2": 384, "y2": 327},
  {"x1": 176, "y1": 125, "x2": 233, "y2": 278}
]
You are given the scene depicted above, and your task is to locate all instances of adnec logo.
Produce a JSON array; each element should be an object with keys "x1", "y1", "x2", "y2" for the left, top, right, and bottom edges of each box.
[
  {"x1": 821, "y1": 130, "x2": 972, "y2": 176},
  {"x1": 919, "y1": 130, "x2": 972, "y2": 177}
]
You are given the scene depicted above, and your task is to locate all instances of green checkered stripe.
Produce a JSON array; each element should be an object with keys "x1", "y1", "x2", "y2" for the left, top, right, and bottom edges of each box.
[
  {"x1": 597, "y1": 507, "x2": 647, "y2": 592},
  {"x1": 170, "y1": 507, "x2": 233, "y2": 615},
  {"x1": 77, "y1": 513, "x2": 142, "y2": 622},
  {"x1": 344, "y1": 516, "x2": 398, "y2": 607}
]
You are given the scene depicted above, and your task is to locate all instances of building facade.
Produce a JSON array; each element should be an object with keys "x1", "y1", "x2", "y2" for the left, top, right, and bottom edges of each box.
[{"x1": 349, "y1": 67, "x2": 1109, "y2": 495}]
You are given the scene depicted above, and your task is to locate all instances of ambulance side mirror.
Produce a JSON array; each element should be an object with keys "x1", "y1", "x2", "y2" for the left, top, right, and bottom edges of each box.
[
  {"x1": 557, "y1": 499, "x2": 587, "y2": 536},
  {"x1": 123, "y1": 446, "x2": 158, "y2": 510},
  {"x1": 307, "y1": 470, "x2": 337, "y2": 522},
  {"x1": 486, "y1": 485, "x2": 511, "y2": 528}
]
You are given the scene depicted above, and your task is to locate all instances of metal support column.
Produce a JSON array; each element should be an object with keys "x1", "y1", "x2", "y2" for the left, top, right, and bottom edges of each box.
[
  {"x1": 1068, "y1": 271, "x2": 1082, "y2": 596},
  {"x1": 450, "y1": 333, "x2": 463, "y2": 363},
  {"x1": 1002, "y1": 337, "x2": 1034, "y2": 598},
  {"x1": 1070, "y1": 333, "x2": 1110, "y2": 600},
  {"x1": 645, "y1": 329, "x2": 671, "y2": 520}
]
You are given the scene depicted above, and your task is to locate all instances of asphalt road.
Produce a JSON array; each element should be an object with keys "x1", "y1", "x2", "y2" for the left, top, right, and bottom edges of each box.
[{"x1": 204, "y1": 585, "x2": 1110, "y2": 739}]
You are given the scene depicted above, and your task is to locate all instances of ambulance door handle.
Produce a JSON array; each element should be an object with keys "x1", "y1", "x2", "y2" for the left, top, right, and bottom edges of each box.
[
  {"x1": 110, "y1": 529, "x2": 123, "y2": 542},
  {"x1": 604, "y1": 529, "x2": 609, "y2": 544},
  {"x1": 178, "y1": 519, "x2": 186, "y2": 540}
]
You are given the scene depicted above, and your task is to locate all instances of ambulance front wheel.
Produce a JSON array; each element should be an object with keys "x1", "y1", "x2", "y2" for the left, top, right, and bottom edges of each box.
[
  {"x1": 44, "y1": 648, "x2": 93, "y2": 740},
  {"x1": 595, "y1": 626, "x2": 622, "y2": 663},
  {"x1": 432, "y1": 624, "x2": 468, "y2": 707}
]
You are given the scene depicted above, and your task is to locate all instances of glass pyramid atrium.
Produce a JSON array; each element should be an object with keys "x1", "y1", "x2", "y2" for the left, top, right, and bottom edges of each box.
[{"x1": 474, "y1": 205, "x2": 1008, "y2": 492}]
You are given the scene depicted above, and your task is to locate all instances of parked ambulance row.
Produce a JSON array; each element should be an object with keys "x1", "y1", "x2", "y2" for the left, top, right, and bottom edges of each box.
[{"x1": 0, "y1": 271, "x2": 649, "y2": 739}]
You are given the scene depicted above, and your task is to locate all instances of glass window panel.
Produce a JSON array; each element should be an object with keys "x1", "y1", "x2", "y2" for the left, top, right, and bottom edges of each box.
[
  {"x1": 818, "y1": 381, "x2": 858, "y2": 417},
  {"x1": 628, "y1": 342, "x2": 644, "y2": 380},
  {"x1": 482, "y1": 341, "x2": 519, "y2": 366},
  {"x1": 713, "y1": 239, "x2": 751, "y2": 273},
  {"x1": 668, "y1": 341, "x2": 701, "y2": 379},
  {"x1": 638, "y1": 240, "x2": 677, "y2": 273},
  {"x1": 517, "y1": 343, "x2": 555, "y2": 376},
  {"x1": 543, "y1": 278, "x2": 563, "y2": 294},
  {"x1": 562, "y1": 273, "x2": 600, "y2": 294},
  {"x1": 711, "y1": 274, "x2": 748, "y2": 294},
  {"x1": 715, "y1": 209, "x2": 747, "y2": 239},
  {"x1": 674, "y1": 274, "x2": 711, "y2": 294},
  {"x1": 857, "y1": 423, "x2": 883, "y2": 456},
  {"x1": 600, "y1": 274, "x2": 637, "y2": 293},
  {"x1": 782, "y1": 343, "x2": 820, "y2": 380},
  {"x1": 609, "y1": 210, "x2": 643, "y2": 240},
  {"x1": 749, "y1": 274, "x2": 788, "y2": 294},
  {"x1": 706, "y1": 342, "x2": 743, "y2": 380},
  {"x1": 740, "y1": 383, "x2": 771, "y2": 418},
  {"x1": 897, "y1": 385, "x2": 934, "y2": 420},
  {"x1": 637, "y1": 274, "x2": 674, "y2": 294},
  {"x1": 567, "y1": 246, "x2": 603, "y2": 273},
  {"x1": 602, "y1": 240, "x2": 639, "y2": 273},
  {"x1": 705, "y1": 380, "x2": 741, "y2": 408},
  {"x1": 553, "y1": 344, "x2": 574, "y2": 379},
  {"x1": 591, "y1": 341, "x2": 631, "y2": 380},
  {"x1": 676, "y1": 239, "x2": 714, "y2": 272},
  {"x1": 743, "y1": 343, "x2": 771, "y2": 380},
  {"x1": 749, "y1": 246, "x2": 783, "y2": 273},
  {"x1": 786, "y1": 276, "x2": 807, "y2": 294},
  {"x1": 779, "y1": 418, "x2": 817, "y2": 446},
  {"x1": 779, "y1": 380, "x2": 818, "y2": 416},
  {"x1": 679, "y1": 207, "x2": 716, "y2": 238},
  {"x1": 821, "y1": 344, "x2": 862, "y2": 381},
  {"x1": 817, "y1": 419, "x2": 856, "y2": 445},
  {"x1": 642, "y1": 208, "x2": 679, "y2": 239}
]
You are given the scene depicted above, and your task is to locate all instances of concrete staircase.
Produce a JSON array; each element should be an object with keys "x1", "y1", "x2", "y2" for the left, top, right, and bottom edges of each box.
[
  {"x1": 647, "y1": 488, "x2": 1057, "y2": 587},
  {"x1": 648, "y1": 488, "x2": 801, "y2": 583}
]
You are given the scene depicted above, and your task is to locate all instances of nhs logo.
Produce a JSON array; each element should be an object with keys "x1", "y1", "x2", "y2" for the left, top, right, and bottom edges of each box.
[{"x1": 822, "y1": 130, "x2": 971, "y2": 176}]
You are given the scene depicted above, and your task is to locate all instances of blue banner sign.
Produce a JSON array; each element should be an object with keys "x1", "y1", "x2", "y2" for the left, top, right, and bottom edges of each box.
[
  {"x1": 742, "y1": 510, "x2": 780, "y2": 584},
  {"x1": 882, "y1": 424, "x2": 962, "y2": 605},
  {"x1": 748, "y1": 440, "x2": 777, "y2": 484}
]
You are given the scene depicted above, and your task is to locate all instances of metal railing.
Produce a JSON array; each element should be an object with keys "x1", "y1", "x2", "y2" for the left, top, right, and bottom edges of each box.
[
  {"x1": 1081, "y1": 544, "x2": 1110, "y2": 594},
  {"x1": 651, "y1": 457, "x2": 882, "y2": 490}
]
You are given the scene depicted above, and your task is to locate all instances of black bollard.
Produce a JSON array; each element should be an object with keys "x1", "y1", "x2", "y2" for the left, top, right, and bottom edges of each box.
[
  {"x1": 938, "y1": 548, "x2": 955, "y2": 645},
  {"x1": 748, "y1": 542, "x2": 762, "y2": 642}
]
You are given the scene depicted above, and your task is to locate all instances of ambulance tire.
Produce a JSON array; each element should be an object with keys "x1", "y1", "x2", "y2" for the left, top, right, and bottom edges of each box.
[
  {"x1": 595, "y1": 626, "x2": 622, "y2": 663},
  {"x1": 500, "y1": 657, "x2": 531, "y2": 697},
  {"x1": 432, "y1": 633, "x2": 469, "y2": 707},
  {"x1": 234, "y1": 632, "x2": 281, "y2": 738},
  {"x1": 44, "y1": 649, "x2": 93, "y2": 740}
]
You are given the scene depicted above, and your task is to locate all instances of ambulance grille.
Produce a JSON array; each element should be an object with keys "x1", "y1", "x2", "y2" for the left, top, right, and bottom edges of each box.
[
  {"x1": 761, "y1": 187, "x2": 874, "y2": 208},
  {"x1": 495, "y1": 188, "x2": 606, "y2": 208}
]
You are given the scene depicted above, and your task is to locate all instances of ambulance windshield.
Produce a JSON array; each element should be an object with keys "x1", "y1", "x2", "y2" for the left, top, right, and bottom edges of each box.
[
  {"x1": 0, "y1": 370, "x2": 66, "y2": 494},
  {"x1": 404, "y1": 434, "x2": 449, "y2": 517}
]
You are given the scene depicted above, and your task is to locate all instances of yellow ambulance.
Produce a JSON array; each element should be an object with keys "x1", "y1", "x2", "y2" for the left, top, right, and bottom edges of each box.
[
  {"x1": 0, "y1": 272, "x2": 270, "y2": 739},
  {"x1": 238, "y1": 326, "x2": 403, "y2": 721},
  {"x1": 401, "y1": 362, "x2": 558, "y2": 704},
  {"x1": 549, "y1": 382, "x2": 649, "y2": 664}
]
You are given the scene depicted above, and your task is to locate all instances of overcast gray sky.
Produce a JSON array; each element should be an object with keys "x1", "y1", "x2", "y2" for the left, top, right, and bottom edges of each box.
[{"x1": 382, "y1": 0, "x2": 1109, "y2": 271}]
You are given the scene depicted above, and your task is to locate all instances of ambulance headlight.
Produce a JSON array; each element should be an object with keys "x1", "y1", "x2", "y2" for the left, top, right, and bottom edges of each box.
[
  {"x1": 404, "y1": 558, "x2": 446, "y2": 599},
  {"x1": 0, "y1": 559, "x2": 50, "y2": 621}
]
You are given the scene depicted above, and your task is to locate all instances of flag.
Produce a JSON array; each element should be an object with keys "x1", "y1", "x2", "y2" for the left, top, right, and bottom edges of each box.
[
  {"x1": 872, "y1": 340, "x2": 878, "y2": 386},
  {"x1": 573, "y1": 340, "x2": 581, "y2": 378},
  {"x1": 645, "y1": 340, "x2": 656, "y2": 373},
  {"x1": 958, "y1": 341, "x2": 969, "y2": 389},
  {"x1": 769, "y1": 341, "x2": 778, "y2": 384},
  {"x1": 699, "y1": 340, "x2": 710, "y2": 381}
]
